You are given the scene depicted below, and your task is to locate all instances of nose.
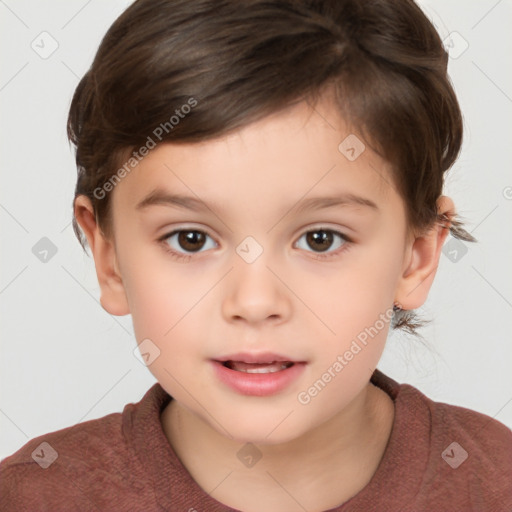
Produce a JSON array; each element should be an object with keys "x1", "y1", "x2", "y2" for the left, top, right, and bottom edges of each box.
[{"x1": 221, "y1": 253, "x2": 292, "y2": 326}]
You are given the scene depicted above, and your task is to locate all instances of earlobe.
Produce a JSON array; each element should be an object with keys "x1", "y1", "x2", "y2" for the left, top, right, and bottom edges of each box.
[
  {"x1": 73, "y1": 195, "x2": 130, "y2": 316},
  {"x1": 394, "y1": 196, "x2": 454, "y2": 310}
]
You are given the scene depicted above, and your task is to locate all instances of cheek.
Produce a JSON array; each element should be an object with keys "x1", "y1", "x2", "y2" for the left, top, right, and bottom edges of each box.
[
  {"x1": 301, "y1": 236, "x2": 403, "y2": 373},
  {"x1": 125, "y1": 263, "x2": 217, "y2": 391},
  {"x1": 120, "y1": 245, "x2": 210, "y2": 345},
  {"x1": 293, "y1": 262, "x2": 397, "y2": 422}
]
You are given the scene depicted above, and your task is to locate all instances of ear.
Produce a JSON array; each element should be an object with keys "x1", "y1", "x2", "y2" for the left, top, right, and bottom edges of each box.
[
  {"x1": 394, "y1": 196, "x2": 454, "y2": 310},
  {"x1": 74, "y1": 195, "x2": 130, "y2": 316}
]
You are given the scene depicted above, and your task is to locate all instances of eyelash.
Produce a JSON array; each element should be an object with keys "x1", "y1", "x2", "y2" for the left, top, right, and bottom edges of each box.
[{"x1": 158, "y1": 227, "x2": 352, "y2": 262}]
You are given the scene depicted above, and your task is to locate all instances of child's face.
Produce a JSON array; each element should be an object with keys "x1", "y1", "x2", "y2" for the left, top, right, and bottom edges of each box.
[{"x1": 107, "y1": 96, "x2": 412, "y2": 443}]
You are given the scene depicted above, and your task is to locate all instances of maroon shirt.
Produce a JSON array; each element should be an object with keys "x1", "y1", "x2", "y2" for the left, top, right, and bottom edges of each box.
[{"x1": 1, "y1": 369, "x2": 511, "y2": 511}]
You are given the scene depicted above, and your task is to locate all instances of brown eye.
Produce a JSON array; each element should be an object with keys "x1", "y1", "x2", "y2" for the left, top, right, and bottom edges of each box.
[
  {"x1": 163, "y1": 229, "x2": 216, "y2": 255},
  {"x1": 177, "y1": 231, "x2": 207, "y2": 252},
  {"x1": 295, "y1": 228, "x2": 348, "y2": 256},
  {"x1": 305, "y1": 230, "x2": 334, "y2": 252}
]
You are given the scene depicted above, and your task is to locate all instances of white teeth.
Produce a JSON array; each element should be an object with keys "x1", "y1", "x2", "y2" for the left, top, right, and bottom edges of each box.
[
  {"x1": 240, "y1": 364, "x2": 289, "y2": 374},
  {"x1": 225, "y1": 361, "x2": 294, "y2": 373}
]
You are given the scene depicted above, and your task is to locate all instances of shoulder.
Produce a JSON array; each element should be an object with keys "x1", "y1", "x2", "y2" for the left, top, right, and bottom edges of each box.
[
  {"x1": 1, "y1": 412, "x2": 129, "y2": 509},
  {"x1": 417, "y1": 386, "x2": 512, "y2": 467},
  {"x1": 399, "y1": 381, "x2": 512, "y2": 510},
  {"x1": 0, "y1": 386, "x2": 164, "y2": 511}
]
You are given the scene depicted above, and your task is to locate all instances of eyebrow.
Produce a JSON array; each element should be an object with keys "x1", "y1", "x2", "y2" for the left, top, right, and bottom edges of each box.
[{"x1": 136, "y1": 189, "x2": 379, "y2": 214}]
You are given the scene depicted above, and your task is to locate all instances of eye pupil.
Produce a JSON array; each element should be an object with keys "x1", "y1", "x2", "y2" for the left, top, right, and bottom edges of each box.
[
  {"x1": 307, "y1": 230, "x2": 333, "y2": 252},
  {"x1": 178, "y1": 231, "x2": 205, "y2": 251}
]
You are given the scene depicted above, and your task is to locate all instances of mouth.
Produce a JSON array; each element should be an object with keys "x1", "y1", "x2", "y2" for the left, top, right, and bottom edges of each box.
[
  {"x1": 221, "y1": 360, "x2": 295, "y2": 374},
  {"x1": 211, "y1": 353, "x2": 306, "y2": 396}
]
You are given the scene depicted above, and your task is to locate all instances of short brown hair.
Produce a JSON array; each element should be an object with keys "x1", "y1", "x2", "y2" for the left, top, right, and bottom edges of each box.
[{"x1": 67, "y1": 0, "x2": 476, "y2": 337}]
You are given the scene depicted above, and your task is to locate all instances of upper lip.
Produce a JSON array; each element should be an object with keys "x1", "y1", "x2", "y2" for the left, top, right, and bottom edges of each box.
[{"x1": 214, "y1": 352, "x2": 304, "y2": 364}]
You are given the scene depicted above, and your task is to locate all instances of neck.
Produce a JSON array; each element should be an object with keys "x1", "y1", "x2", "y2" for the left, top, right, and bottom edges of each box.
[{"x1": 161, "y1": 382, "x2": 394, "y2": 512}]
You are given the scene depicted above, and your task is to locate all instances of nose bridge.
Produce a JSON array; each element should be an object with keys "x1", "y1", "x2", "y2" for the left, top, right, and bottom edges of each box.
[{"x1": 222, "y1": 235, "x2": 290, "y2": 323}]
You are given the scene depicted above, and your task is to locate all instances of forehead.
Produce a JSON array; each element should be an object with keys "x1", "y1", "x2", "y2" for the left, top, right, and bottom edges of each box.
[{"x1": 110, "y1": 97, "x2": 401, "y2": 224}]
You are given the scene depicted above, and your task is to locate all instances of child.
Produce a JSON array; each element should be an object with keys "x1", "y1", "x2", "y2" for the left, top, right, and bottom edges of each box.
[{"x1": 1, "y1": 0, "x2": 511, "y2": 510}]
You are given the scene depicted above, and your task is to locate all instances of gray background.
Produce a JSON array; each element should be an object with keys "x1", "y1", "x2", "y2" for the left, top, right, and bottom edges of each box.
[{"x1": 1, "y1": 0, "x2": 511, "y2": 460}]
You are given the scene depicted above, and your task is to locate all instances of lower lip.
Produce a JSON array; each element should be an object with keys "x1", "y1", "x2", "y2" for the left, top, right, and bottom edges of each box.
[{"x1": 211, "y1": 360, "x2": 306, "y2": 397}]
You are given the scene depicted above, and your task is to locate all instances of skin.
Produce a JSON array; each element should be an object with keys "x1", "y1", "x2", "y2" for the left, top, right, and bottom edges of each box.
[{"x1": 75, "y1": 93, "x2": 453, "y2": 512}]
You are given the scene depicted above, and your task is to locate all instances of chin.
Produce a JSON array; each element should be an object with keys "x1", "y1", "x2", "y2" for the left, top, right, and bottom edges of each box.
[{"x1": 215, "y1": 411, "x2": 314, "y2": 446}]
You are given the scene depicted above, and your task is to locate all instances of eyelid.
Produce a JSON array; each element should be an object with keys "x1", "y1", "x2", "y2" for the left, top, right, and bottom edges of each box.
[
  {"x1": 158, "y1": 224, "x2": 217, "y2": 241},
  {"x1": 158, "y1": 223, "x2": 350, "y2": 242},
  {"x1": 294, "y1": 226, "x2": 350, "y2": 251},
  {"x1": 158, "y1": 223, "x2": 353, "y2": 262},
  {"x1": 294, "y1": 223, "x2": 353, "y2": 241},
  {"x1": 158, "y1": 227, "x2": 218, "y2": 262}
]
